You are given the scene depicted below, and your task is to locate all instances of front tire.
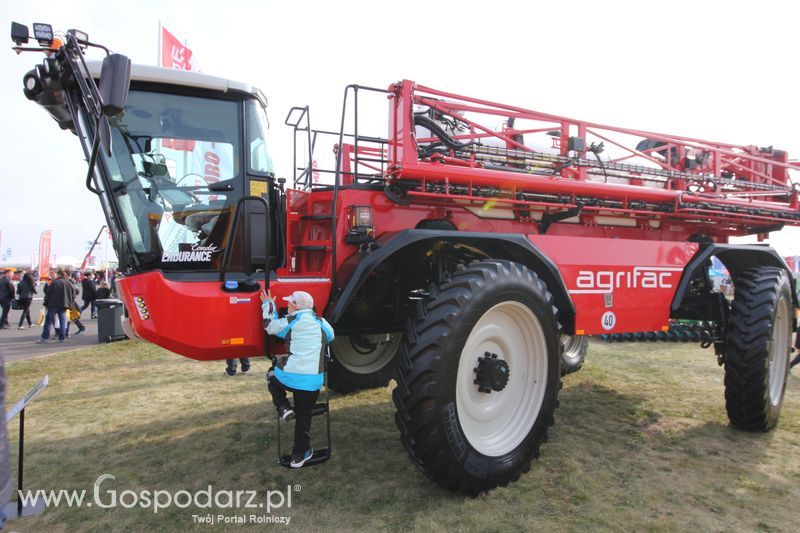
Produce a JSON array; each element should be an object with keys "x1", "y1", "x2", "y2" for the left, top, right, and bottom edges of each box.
[
  {"x1": 393, "y1": 260, "x2": 562, "y2": 494},
  {"x1": 724, "y1": 267, "x2": 793, "y2": 431}
]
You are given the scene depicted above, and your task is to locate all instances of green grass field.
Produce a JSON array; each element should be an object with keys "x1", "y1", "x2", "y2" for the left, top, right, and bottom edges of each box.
[{"x1": 4, "y1": 339, "x2": 799, "y2": 531}]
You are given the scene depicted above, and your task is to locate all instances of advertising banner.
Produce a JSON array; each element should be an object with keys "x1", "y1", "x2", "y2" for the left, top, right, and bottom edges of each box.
[{"x1": 38, "y1": 230, "x2": 51, "y2": 278}]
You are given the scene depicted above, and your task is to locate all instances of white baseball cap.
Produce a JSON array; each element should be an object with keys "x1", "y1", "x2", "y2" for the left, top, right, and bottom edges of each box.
[{"x1": 283, "y1": 290, "x2": 314, "y2": 310}]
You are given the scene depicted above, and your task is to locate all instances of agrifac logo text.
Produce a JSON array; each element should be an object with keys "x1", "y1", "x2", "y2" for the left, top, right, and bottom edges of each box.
[{"x1": 569, "y1": 266, "x2": 683, "y2": 294}]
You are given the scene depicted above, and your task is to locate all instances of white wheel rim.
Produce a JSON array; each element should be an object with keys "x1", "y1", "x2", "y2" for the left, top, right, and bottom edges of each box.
[
  {"x1": 456, "y1": 301, "x2": 548, "y2": 457},
  {"x1": 332, "y1": 334, "x2": 400, "y2": 374},
  {"x1": 561, "y1": 334, "x2": 583, "y2": 363},
  {"x1": 768, "y1": 296, "x2": 791, "y2": 406}
]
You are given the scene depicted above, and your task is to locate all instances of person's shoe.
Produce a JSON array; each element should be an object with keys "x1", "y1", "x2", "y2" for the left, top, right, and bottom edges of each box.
[
  {"x1": 240, "y1": 365, "x2": 250, "y2": 374},
  {"x1": 58, "y1": 338, "x2": 66, "y2": 343},
  {"x1": 18, "y1": 326, "x2": 25, "y2": 330},
  {"x1": 75, "y1": 328, "x2": 86, "y2": 336},
  {"x1": 278, "y1": 406, "x2": 295, "y2": 422},
  {"x1": 35, "y1": 338, "x2": 48, "y2": 344},
  {"x1": 290, "y1": 449, "x2": 313, "y2": 468},
  {"x1": 223, "y1": 371, "x2": 236, "y2": 377}
]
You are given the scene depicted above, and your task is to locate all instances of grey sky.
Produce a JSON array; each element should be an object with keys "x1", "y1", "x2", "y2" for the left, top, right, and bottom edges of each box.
[{"x1": 1, "y1": 0, "x2": 798, "y2": 265}]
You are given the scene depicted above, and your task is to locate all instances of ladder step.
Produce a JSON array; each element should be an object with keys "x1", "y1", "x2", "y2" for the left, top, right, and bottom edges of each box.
[
  {"x1": 301, "y1": 214, "x2": 333, "y2": 221},
  {"x1": 294, "y1": 245, "x2": 328, "y2": 251},
  {"x1": 278, "y1": 448, "x2": 331, "y2": 468}
]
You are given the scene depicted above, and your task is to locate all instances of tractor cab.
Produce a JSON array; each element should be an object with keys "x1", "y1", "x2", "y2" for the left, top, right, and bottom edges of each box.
[
  {"x1": 13, "y1": 23, "x2": 286, "y2": 357},
  {"x1": 77, "y1": 61, "x2": 281, "y2": 278}
]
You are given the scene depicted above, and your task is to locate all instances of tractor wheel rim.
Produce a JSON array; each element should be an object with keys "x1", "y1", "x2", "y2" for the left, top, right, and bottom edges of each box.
[
  {"x1": 561, "y1": 334, "x2": 583, "y2": 363},
  {"x1": 768, "y1": 296, "x2": 790, "y2": 406},
  {"x1": 456, "y1": 301, "x2": 547, "y2": 457},
  {"x1": 333, "y1": 334, "x2": 400, "y2": 374}
]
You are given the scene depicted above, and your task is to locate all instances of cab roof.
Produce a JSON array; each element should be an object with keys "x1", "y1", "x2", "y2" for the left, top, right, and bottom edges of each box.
[{"x1": 86, "y1": 60, "x2": 266, "y2": 106}]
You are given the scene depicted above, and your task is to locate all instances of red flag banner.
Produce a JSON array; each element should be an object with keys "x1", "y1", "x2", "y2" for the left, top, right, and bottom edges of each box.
[
  {"x1": 161, "y1": 26, "x2": 193, "y2": 70},
  {"x1": 161, "y1": 26, "x2": 195, "y2": 151},
  {"x1": 38, "y1": 230, "x2": 52, "y2": 279},
  {"x1": 162, "y1": 138, "x2": 196, "y2": 151}
]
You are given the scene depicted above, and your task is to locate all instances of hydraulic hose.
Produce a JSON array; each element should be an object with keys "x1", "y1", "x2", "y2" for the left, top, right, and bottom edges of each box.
[{"x1": 414, "y1": 115, "x2": 473, "y2": 152}]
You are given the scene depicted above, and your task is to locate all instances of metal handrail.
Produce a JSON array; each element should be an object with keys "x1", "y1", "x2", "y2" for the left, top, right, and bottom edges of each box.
[{"x1": 218, "y1": 195, "x2": 271, "y2": 281}]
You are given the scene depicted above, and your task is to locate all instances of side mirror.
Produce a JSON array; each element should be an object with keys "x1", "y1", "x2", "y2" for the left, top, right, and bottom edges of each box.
[{"x1": 98, "y1": 54, "x2": 131, "y2": 117}]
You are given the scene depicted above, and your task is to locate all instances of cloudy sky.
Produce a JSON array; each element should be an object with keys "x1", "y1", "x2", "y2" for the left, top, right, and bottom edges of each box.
[{"x1": 1, "y1": 0, "x2": 798, "y2": 266}]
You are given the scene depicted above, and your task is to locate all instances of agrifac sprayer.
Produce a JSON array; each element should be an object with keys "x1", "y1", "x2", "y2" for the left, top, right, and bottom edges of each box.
[{"x1": 13, "y1": 22, "x2": 799, "y2": 494}]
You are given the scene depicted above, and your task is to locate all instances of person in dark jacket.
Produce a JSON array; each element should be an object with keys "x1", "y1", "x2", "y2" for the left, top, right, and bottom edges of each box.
[
  {"x1": 39, "y1": 278, "x2": 63, "y2": 338},
  {"x1": 37, "y1": 270, "x2": 74, "y2": 343},
  {"x1": 15, "y1": 271, "x2": 37, "y2": 329},
  {"x1": 80, "y1": 271, "x2": 97, "y2": 319},
  {"x1": 0, "y1": 270, "x2": 13, "y2": 329},
  {"x1": 96, "y1": 281, "x2": 111, "y2": 300},
  {"x1": 65, "y1": 271, "x2": 85, "y2": 337}
]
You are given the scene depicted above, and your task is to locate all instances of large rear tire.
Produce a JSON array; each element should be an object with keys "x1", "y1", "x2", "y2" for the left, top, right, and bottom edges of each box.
[
  {"x1": 560, "y1": 335, "x2": 588, "y2": 375},
  {"x1": 724, "y1": 267, "x2": 793, "y2": 431},
  {"x1": 393, "y1": 260, "x2": 561, "y2": 494},
  {"x1": 328, "y1": 333, "x2": 401, "y2": 393}
]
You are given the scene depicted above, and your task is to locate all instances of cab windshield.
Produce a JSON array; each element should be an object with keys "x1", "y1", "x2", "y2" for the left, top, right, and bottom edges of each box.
[{"x1": 97, "y1": 89, "x2": 263, "y2": 272}]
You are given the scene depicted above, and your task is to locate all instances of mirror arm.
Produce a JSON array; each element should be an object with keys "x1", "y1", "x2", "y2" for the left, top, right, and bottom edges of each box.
[{"x1": 84, "y1": 116, "x2": 102, "y2": 195}]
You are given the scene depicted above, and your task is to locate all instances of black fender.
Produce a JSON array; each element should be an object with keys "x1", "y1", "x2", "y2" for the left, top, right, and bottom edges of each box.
[
  {"x1": 671, "y1": 243, "x2": 799, "y2": 312},
  {"x1": 326, "y1": 229, "x2": 575, "y2": 331}
]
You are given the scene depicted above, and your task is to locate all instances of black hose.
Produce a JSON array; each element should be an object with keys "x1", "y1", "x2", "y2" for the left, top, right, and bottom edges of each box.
[
  {"x1": 589, "y1": 144, "x2": 608, "y2": 182},
  {"x1": 384, "y1": 182, "x2": 413, "y2": 206},
  {"x1": 414, "y1": 115, "x2": 473, "y2": 152}
]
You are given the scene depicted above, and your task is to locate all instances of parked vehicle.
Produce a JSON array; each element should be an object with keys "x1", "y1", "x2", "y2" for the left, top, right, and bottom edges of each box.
[{"x1": 13, "y1": 22, "x2": 799, "y2": 493}]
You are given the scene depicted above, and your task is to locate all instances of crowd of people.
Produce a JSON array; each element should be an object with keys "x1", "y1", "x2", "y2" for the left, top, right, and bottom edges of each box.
[{"x1": 0, "y1": 268, "x2": 115, "y2": 343}]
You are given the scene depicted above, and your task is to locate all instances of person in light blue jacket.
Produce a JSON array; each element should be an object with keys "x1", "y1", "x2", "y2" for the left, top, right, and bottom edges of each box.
[{"x1": 261, "y1": 289, "x2": 334, "y2": 468}]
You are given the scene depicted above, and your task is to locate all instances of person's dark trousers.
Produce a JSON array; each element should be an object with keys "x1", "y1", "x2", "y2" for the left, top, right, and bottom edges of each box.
[
  {"x1": 267, "y1": 376, "x2": 320, "y2": 455},
  {"x1": 81, "y1": 299, "x2": 97, "y2": 318},
  {"x1": 41, "y1": 308, "x2": 67, "y2": 341},
  {"x1": 225, "y1": 358, "x2": 251, "y2": 375},
  {"x1": 17, "y1": 298, "x2": 33, "y2": 327},
  {"x1": 0, "y1": 299, "x2": 10, "y2": 328}
]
